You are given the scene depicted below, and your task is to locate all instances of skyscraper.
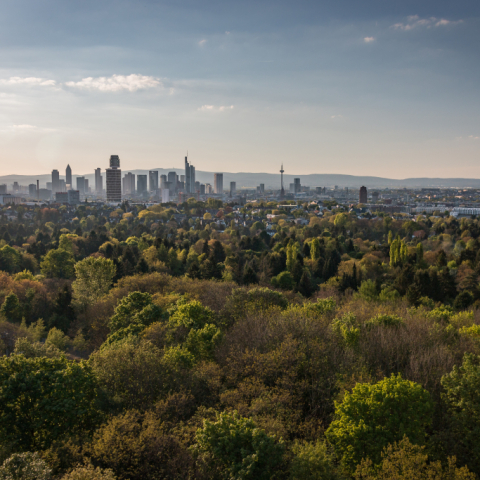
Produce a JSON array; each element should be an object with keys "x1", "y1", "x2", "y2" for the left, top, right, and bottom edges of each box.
[
  {"x1": 106, "y1": 155, "x2": 122, "y2": 203},
  {"x1": 76, "y1": 176, "x2": 86, "y2": 193},
  {"x1": 168, "y1": 171, "x2": 177, "y2": 193},
  {"x1": 95, "y1": 168, "x2": 103, "y2": 195},
  {"x1": 230, "y1": 181, "x2": 236, "y2": 196},
  {"x1": 214, "y1": 173, "x2": 223, "y2": 194},
  {"x1": 185, "y1": 156, "x2": 191, "y2": 193},
  {"x1": 123, "y1": 172, "x2": 135, "y2": 195},
  {"x1": 137, "y1": 175, "x2": 148, "y2": 194},
  {"x1": 66, "y1": 165, "x2": 72, "y2": 189},
  {"x1": 149, "y1": 170, "x2": 159, "y2": 193},
  {"x1": 293, "y1": 178, "x2": 301, "y2": 193},
  {"x1": 280, "y1": 164, "x2": 285, "y2": 198},
  {"x1": 359, "y1": 186, "x2": 368, "y2": 204},
  {"x1": 52, "y1": 169, "x2": 60, "y2": 193}
]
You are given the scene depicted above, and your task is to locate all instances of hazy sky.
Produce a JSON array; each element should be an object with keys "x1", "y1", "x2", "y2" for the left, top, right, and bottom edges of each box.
[{"x1": 0, "y1": 0, "x2": 479, "y2": 178}]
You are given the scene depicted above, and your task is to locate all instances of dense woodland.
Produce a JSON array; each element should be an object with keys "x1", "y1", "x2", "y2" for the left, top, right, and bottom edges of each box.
[{"x1": 2, "y1": 199, "x2": 480, "y2": 479}]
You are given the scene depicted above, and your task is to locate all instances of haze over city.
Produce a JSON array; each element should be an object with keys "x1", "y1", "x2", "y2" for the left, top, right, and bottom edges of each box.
[{"x1": 0, "y1": 0, "x2": 479, "y2": 178}]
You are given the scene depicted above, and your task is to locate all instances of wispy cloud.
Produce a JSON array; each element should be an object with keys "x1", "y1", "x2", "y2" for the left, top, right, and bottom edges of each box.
[
  {"x1": 392, "y1": 15, "x2": 463, "y2": 31},
  {"x1": 331, "y1": 115, "x2": 344, "y2": 120},
  {"x1": 455, "y1": 135, "x2": 479, "y2": 141},
  {"x1": 364, "y1": 37, "x2": 375, "y2": 43},
  {"x1": 0, "y1": 77, "x2": 56, "y2": 86},
  {"x1": 198, "y1": 39, "x2": 207, "y2": 47},
  {"x1": 199, "y1": 105, "x2": 234, "y2": 112},
  {"x1": 65, "y1": 74, "x2": 162, "y2": 92},
  {"x1": 0, "y1": 124, "x2": 56, "y2": 134}
]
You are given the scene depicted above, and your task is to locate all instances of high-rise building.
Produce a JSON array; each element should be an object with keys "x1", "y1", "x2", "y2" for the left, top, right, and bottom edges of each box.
[
  {"x1": 185, "y1": 156, "x2": 190, "y2": 193},
  {"x1": 106, "y1": 155, "x2": 122, "y2": 203},
  {"x1": 149, "y1": 171, "x2": 159, "y2": 193},
  {"x1": 0, "y1": 185, "x2": 6, "y2": 194},
  {"x1": 359, "y1": 186, "x2": 368, "y2": 204},
  {"x1": 84, "y1": 179, "x2": 89, "y2": 194},
  {"x1": 28, "y1": 184, "x2": 37, "y2": 197},
  {"x1": 200, "y1": 184, "x2": 205, "y2": 195},
  {"x1": 123, "y1": 172, "x2": 136, "y2": 195},
  {"x1": 190, "y1": 165, "x2": 195, "y2": 192},
  {"x1": 76, "y1": 177, "x2": 86, "y2": 193},
  {"x1": 52, "y1": 169, "x2": 60, "y2": 193},
  {"x1": 137, "y1": 175, "x2": 148, "y2": 194},
  {"x1": 168, "y1": 171, "x2": 177, "y2": 193},
  {"x1": 293, "y1": 178, "x2": 301, "y2": 194},
  {"x1": 280, "y1": 164, "x2": 285, "y2": 198},
  {"x1": 162, "y1": 189, "x2": 170, "y2": 203},
  {"x1": 95, "y1": 168, "x2": 103, "y2": 195},
  {"x1": 160, "y1": 175, "x2": 167, "y2": 190},
  {"x1": 66, "y1": 165, "x2": 72, "y2": 189},
  {"x1": 259, "y1": 183, "x2": 265, "y2": 194},
  {"x1": 214, "y1": 173, "x2": 223, "y2": 194},
  {"x1": 230, "y1": 181, "x2": 236, "y2": 196}
]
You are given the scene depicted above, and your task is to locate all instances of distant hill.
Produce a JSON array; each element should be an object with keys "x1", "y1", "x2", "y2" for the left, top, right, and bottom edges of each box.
[{"x1": 2, "y1": 170, "x2": 480, "y2": 189}]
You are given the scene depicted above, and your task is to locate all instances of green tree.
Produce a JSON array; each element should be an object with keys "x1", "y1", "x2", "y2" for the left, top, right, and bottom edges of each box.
[
  {"x1": 193, "y1": 411, "x2": 285, "y2": 480},
  {"x1": 60, "y1": 463, "x2": 117, "y2": 480},
  {"x1": 326, "y1": 374, "x2": 433, "y2": 472},
  {"x1": 0, "y1": 356, "x2": 99, "y2": 451},
  {"x1": 310, "y1": 238, "x2": 322, "y2": 262},
  {"x1": 90, "y1": 337, "x2": 164, "y2": 409},
  {"x1": 169, "y1": 300, "x2": 215, "y2": 330},
  {"x1": 0, "y1": 452, "x2": 51, "y2": 480},
  {"x1": 0, "y1": 293, "x2": 22, "y2": 323},
  {"x1": 109, "y1": 292, "x2": 157, "y2": 333},
  {"x1": 73, "y1": 257, "x2": 116, "y2": 308},
  {"x1": 441, "y1": 353, "x2": 480, "y2": 475},
  {"x1": 40, "y1": 249, "x2": 75, "y2": 279},
  {"x1": 354, "y1": 437, "x2": 475, "y2": 480},
  {"x1": 0, "y1": 245, "x2": 22, "y2": 274},
  {"x1": 290, "y1": 440, "x2": 339, "y2": 480}
]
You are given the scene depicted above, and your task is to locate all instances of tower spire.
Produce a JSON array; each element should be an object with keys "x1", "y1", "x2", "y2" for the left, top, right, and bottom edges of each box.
[{"x1": 280, "y1": 164, "x2": 285, "y2": 199}]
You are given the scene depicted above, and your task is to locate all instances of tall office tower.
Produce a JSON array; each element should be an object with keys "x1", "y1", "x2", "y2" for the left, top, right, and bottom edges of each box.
[
  {"x1": 194, "y1": 181, "x2": 200, "y2": 194},
  {"x1": 167, "y1": 171, "x2": 177, "y2": 193},
  {"x1": 0, "y1": 185, "x2": 6, "y2": 194},
  {"x1": 190, "y1": 165, "x2": 195, "y2": 192},
  {"x1": 205, "y1": 184, "x2": 212, "y2": 194},
  {"x1": 185, "y1": 156, "x2": 190, "y2": 193},
  {"x1": 95, "y1": 168, "x2": 103, "y2": 195},
  {"x1": 359, "y1": 186, "x2": 368, "y2": 204},
  {"x1": 66, "y1": 165, "x2": 72, "y2": 189},
  {"x1": 36, "y1": 180, "x2": 39, "y2": 200},
  {"x1": 293, "y1": 178, "x2": 301, "y2": 193},
  {"x1": 28, "y1": 184, "x2": 37, "y2": 197},
  {"x1": 259, "y1": 184, "x2": 265, "y2": 194},
  {"x1": 59, "y1": 180, "x2": 66, "y2": 192},
  {"x1": 230, "y1": 181, "x2": 236, "y2": 196},
  {"x1": 52, "y1": 169, "x2": 60, "y2": 193},
  {"x1": 149, "y1": 170, "x2": 159, "y2": 193},
  {"x1": 280, "y1": 164, "x2": 285, "y2": 198},
  {"x1": 123, "y1": 172, "x2": 135, "y2": 195},
  {"x1": 84, "y1": 179, "x2": 89, "y2": 194},
  {"x1": 180, "y1": 175, "x2": 185, "y2": 183},
  {"x1": 214, "y1": 173, "x2": 223, "y2": 194},
  {"x1": 76, "y1": 176, "x2": 86, "y2": 193},
  {"x1": 106, "y1": 155, "x2": 122, "y2": 203},
  {"x1": 200, "y1": 184, "x2": 205, "y2": 195},
  {"x1": 160, "y1": 175, "x2": 167, "y2": 190},
  {"x1": 137, "y1": 175, "x2": 148, "y2": 194}
]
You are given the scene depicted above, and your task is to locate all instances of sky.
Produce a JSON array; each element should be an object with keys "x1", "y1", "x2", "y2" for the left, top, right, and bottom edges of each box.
[{"x1": 0, "y1": 0, "x2": 479, "y2": 178}]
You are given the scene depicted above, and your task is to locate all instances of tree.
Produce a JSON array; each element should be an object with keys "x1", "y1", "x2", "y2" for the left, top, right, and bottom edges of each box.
[
  {"x1": 193, "y1": 411, "x2": 285, "y2": 480},
  {"x1": 109, "y1": 292, "x2": 155, "y2": 333},
  {"x1": 441, "y1": 353, "x2": 480, "y2": 475},
  {"x1": 310, "y1": 238, "x2": 322, "y2": 262},
  {"x1": 354, "y1": 437, "x2": 475, "y2": 480},
  {"x1": 60, "y1": 463, "x2": 117, "y2": 480},
  {"x1": 0, "y1": 355, "x2": 100, "y2": 451},
  {"x1": 0, "y1": 452, "x2": 51, "y2": 480},
  {"x1": 290, "y1": 440, "x2": 339, "y2": 480},
  {"x1": 40, "y1": 249, "x2": 75, "y2": 279},
  {"x1": 73, "y1": 257, "x2": 116, "y2": 308},
  {"x1": 90, "y1": 337, "x2": 165, "y2": 409},
  {"x1": 297, "y1": 271, "x2": 314, "y2": 297},
  {"x1": 0, "y1": 293, "x2": 22, "y2": 323},
  {"x1": 326, "y1": 374, "x2": 433, "y2": 472}
]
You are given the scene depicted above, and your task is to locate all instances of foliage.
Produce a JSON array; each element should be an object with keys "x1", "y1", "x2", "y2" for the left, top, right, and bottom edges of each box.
[
  {"x1": 289, "y1": 440, "x2": 340, "y2": 480},
  {"x1": 326, "y1": 374, "x2": 433, "y2": 472},
  {"x1": 0, "y1": 355, "x2": 99, "y2": 451},
  {"x1": 0, "y1": 452, "x2": 51, "y2": 480},
  {"x1": 193, "y1": 411, "x2": 285, "y2": 480}
]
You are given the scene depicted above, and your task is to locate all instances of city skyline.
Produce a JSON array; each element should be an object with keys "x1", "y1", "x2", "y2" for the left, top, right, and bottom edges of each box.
[{"x1": 0, "y1": 0, "x2": 478, "y2": 178}]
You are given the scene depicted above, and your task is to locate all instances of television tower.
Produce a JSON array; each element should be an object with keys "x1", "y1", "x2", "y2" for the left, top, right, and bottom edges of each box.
[{"x1": 280, "y1": 164, "x2": 285, "y2": 199}]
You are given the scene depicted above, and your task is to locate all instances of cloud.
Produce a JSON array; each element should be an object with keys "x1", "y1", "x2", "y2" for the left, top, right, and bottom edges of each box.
[
  {"x1": 199, "y1": 105, "x2": 234, "y2": 112},
  {"x1": 392, "y1": 15, "x2": 463, "y2": 31},
  {"x1": 331, "y1": 115, "x2": 343, "y2": 119},
  {"x1": 0, "y1": 77, "x2": 56, "y2": 86},
  {"x1": 455, "y1": 135, "x2": 479, "y2": 141},
  {"x1": 12, "y1": 124, "x2": 37, "y2": 130},
  {"x1": 364, "y1": 37, "x2": 375, "y2": 43},
  {"x1": 198, "y1": 39, "x2": 207, "y2": 47},
  {"x1": 65, "y1": 74, "x2": 162, "y2": 92}
]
